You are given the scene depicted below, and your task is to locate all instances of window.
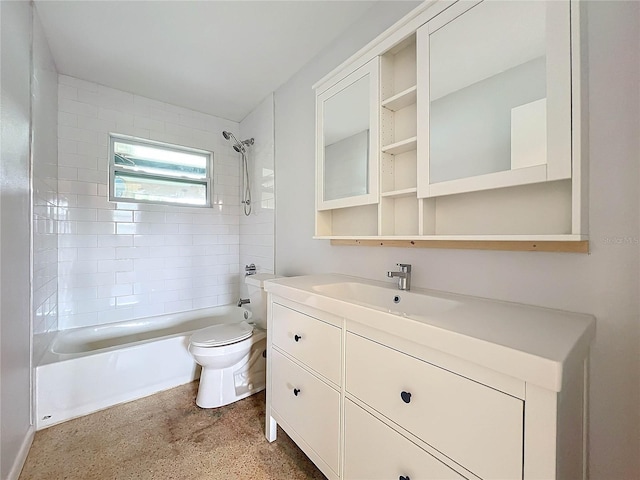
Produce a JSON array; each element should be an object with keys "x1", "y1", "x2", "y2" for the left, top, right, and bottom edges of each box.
[{"x1": 109, "y1": 134, "x2": 212, "y2": 207}]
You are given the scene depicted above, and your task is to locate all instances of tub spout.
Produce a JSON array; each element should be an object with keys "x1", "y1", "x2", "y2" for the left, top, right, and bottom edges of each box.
[{"x1": 237, "y1": 298, "x2": 250, "y2": 307}]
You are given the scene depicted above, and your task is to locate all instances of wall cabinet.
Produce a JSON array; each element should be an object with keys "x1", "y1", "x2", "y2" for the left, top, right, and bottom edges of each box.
[
  {"x1": 264, "y1": 275, "x2": 595, "y2": 480},
  {"x1": 316, "y1": 58, "x2": 379, "y2": 212},
  {"x1": 314, "y1": 0, "x2": 588, "y2": 252},
  {"x1": 417, "y1": 0, "x2": 572, "y2": 198}
]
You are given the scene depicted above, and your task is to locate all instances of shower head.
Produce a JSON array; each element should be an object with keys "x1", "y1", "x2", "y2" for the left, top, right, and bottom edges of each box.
[
  {"x1": 222, "y1": 131, "x2": 244, "y2": 153},
  {"x1": 222, "y1": 130, "x2": 254, "y2": 154}
]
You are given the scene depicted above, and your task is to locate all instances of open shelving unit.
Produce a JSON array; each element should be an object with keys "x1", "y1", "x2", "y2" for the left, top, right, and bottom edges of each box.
[{"x1": 379, "y1": 35, "x2": 420, "y2": 237}]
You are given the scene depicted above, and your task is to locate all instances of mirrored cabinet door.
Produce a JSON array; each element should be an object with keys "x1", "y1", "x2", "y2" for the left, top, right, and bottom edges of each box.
[
  {"x1": 316, "y1": 58, "x2": 379, "y2": 210},
  {"x1": 417, "y1": 0, "x2": 572, "y2": 199}
]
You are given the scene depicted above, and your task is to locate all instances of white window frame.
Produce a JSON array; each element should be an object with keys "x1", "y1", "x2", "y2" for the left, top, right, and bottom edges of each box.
[{"x1": 108, "y1": 134, "x2": 213, "y2": 208}]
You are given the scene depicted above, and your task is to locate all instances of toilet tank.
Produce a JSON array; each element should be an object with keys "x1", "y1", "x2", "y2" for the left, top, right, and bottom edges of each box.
[{"x1": 245, "y1": 273, "x2": 277, "y2": 328}]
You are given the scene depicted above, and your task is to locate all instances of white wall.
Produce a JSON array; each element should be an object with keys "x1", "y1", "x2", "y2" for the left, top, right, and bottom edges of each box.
[
  {"x1": 1, "y1": 2, "x2": 37, "y2": 477},
  {"x1": 239, "y1": 94, "x2": 275, "y2": 275},
  {"x1": 56, "y1": 76, "x2": 242, "y2": 329},
  {"x1": 274, "y1": 1, "x2": 640, "y2": 478}
]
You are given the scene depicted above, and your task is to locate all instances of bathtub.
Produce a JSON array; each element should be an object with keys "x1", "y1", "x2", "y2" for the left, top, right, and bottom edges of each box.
[{"x1": 35, "y1": 305, "x2": 261, "y2": 430}]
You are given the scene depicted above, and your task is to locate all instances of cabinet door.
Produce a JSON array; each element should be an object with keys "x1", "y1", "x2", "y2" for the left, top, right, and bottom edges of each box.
[
  {"x1": 344, "y1": 399, "x2": 465, "y2": 480},
  {"x1": 346, "y1": 332, "x2": 523, "y2": 479},
  {"x1": 316, "y1": 58, "x2": 379, "y2": 210},
  {"x1": 417, "y1": 0, "x2": 572, "y2": 198},
  {"x1": 271, "y1": 349, "x2": 340, "y2": 475},
  {"x1": 271, "y1": 303, "x2": 341, "y2": 385}
]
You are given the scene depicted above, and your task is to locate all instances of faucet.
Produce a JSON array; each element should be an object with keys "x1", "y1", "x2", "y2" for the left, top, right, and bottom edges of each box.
[
  {"x1": 387, "y1": 263, "x2": 411, "y2": 291},
  {"x1": 237, "y1": 298, "x2": 250, "y2": 307},
  {"x1": 245, "y1": 263, "x2": 257, "y2": 276}
]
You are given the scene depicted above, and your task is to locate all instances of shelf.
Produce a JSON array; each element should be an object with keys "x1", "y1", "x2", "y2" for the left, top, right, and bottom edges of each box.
[
  {"x1": 382, "y1": 136, "x2": 417, "y2": 155},
  {"x1": 381, "y1": 187, "x2": 417, "y2": 198},
  {"x1": 381, "y1": 85, "x2": 417, "y2": 112}
]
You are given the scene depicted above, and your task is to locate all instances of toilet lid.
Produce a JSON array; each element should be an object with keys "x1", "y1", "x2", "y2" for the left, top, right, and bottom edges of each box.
[{"x1": 190, "y1": 321, "x2": 253, "y2": 347}]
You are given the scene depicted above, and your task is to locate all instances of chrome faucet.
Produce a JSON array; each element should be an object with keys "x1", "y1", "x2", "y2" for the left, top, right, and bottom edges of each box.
[
  {"x1": 245, "y1": 263, "x2": 256, "y2": 276},
  {"x1": 387, "y1": 263, "x2": 411, "y2": 291},
  {"x1": 237, "y1": 298, "x2": 250, "y2": 307}
]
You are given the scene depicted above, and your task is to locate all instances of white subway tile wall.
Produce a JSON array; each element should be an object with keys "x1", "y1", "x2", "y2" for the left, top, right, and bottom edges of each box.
[
  {"x1": 239, "y1": 94, "x2": 275, "y2": 275},
  {"x1": 57, "y1": 74, "x2": 245, "y2": 329}
]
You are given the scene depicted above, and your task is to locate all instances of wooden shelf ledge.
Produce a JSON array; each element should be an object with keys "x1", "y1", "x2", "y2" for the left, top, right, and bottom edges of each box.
[{"x1": 329, "y1": 238, "x2": 589, "y2": 253}]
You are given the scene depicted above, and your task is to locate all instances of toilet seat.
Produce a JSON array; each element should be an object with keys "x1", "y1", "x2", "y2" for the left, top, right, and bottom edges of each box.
[{"x1": 190, "y1": 321, "x2": 253, "y2": 347}]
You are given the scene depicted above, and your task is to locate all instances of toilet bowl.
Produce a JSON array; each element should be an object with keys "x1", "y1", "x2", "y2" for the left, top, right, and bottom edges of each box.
[{"x1": 188, "y1": 273, "x2": 275, "y2": 408}]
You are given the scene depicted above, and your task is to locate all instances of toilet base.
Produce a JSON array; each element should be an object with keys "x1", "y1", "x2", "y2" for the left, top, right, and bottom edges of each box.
[
  {"x1": 196, "y1": 373, "x2": 265, "y2": 408},
  {"x1": 195, "y1": 338, "x2": 266, "y2": 408}
]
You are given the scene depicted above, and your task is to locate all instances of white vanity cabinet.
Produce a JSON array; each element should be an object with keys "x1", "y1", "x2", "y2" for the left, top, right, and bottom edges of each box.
[
  {"x1": 270, "y1": 349, "x2": 340, "y2": 475},
  {"x1": 265, "y1": 274, "x2": 595, "y2": 480},
  {"x1": 266, "y1": 299, "x2": 342, "y2": 480}
]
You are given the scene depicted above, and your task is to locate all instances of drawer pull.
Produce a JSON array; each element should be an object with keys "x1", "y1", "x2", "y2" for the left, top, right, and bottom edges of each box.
[
  {"x1": 399, "y1": 476, "x2": 410, "y2": 480},
  {"x1": 400, "y1": 391, "x2": 412, "y2": 404},
  {"x1": 293, "y1": 388, "x2": 301, "y2": 396},
  {"x1": 294, "y1": 334, "x2": 302, "y2": 342}
]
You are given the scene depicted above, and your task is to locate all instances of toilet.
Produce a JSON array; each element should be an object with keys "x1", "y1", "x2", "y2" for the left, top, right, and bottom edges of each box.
[{"x1": 188, "y1": 273, "x2": 275, "y2": 408}]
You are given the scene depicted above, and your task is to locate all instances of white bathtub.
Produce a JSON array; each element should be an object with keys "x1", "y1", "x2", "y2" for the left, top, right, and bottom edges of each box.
[{"x1": 36, "y1": 305, "x2": 258, "y2": 430}]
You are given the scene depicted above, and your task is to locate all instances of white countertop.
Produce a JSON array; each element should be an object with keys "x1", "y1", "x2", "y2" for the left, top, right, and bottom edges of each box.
[{"x1": 265, "y1": 274, "x2": 596, "y2": 392}]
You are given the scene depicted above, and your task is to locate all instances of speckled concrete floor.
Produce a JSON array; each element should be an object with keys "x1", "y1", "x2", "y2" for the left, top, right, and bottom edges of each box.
[{"x1": 20, "y1": 382, "x2": 326, "y2": 480}]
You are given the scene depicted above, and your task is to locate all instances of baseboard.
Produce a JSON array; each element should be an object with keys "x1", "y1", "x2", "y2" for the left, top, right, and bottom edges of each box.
[{"x1": 7, "y1": 425, "x2": 35, "y2": 480}]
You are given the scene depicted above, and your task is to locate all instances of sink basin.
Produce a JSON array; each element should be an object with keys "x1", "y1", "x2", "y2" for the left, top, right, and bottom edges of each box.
[{"x1": 312, "y1": 281, "x2": 460, "y2": 319}]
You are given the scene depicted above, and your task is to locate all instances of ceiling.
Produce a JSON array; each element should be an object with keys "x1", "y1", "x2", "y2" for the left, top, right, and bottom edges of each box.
[{"x1": 35, "y1": 1, "x2": 379, "y2": 122}]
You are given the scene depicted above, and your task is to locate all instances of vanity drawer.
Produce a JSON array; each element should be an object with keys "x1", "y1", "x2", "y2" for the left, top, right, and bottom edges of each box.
[
  {"x1": 271, "y1": 348, "x2": 340, "y2": 475},
  {"x1": 344, "y1": 399, "x2": 465, "y2": 480},
  {"x1": 346, "y1": 332, "x2": 523, "y2": 480},
  {"x1": 272, "y1": 302, "x2": 341, "y2": 385}
]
